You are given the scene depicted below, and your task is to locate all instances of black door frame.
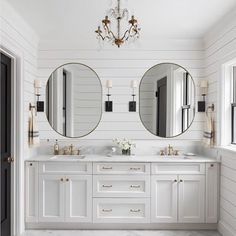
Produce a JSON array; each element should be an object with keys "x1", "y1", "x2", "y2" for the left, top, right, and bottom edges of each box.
[
  {"x1": 1, "y1": 51, "x2": 12, "y2": 236},
  {"x1": 0, "y1": 46, "x2": 24, "y2": 236}
]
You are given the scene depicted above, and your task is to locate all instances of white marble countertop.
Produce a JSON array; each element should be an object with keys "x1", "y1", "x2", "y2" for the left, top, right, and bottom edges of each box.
[{"x1": 25, "y1": 154, "x2": 219, "y2": 163}]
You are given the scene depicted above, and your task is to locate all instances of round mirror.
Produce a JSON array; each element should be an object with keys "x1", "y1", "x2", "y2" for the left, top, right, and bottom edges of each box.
[
  {"x1": 139, "y1": 63, "x2": 195, "y2": 138},
  {"x1": 46, "y1": 63, "x2": 102, "y2": 138}
]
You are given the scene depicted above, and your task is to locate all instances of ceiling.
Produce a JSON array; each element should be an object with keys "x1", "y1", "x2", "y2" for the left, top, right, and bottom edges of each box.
[{"x1": 7, "y1": 0, "x2": 236, "y2": 42}]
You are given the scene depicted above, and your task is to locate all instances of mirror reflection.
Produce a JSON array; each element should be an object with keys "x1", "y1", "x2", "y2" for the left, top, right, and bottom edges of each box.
[
  {"x1": 139, "y1": 63, "x2": 195, "y2": 138},
  {"x1": 46, "y1": 63, "x2": 102, "y2": 138}
]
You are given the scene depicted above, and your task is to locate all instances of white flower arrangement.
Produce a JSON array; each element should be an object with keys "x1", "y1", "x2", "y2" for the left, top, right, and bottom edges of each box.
[{"x1": 113, "y1": 138, "x2": 136, "y2": 151}]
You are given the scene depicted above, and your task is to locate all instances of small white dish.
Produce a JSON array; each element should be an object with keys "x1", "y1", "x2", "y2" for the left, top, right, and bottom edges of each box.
[{"x1": 184, "y1": 153, "x2": 196, "y2": 156}]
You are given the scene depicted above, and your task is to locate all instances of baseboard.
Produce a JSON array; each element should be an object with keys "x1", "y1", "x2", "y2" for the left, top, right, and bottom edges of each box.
[
  {"x1": 26, "y1": 223, "x2": 218, "y2": 230},
  {"x1": 218, "y1": 220, "x2": 236, "y2": 236}
]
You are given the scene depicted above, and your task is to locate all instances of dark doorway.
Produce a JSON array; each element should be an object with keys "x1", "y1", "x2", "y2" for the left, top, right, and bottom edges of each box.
[
  {"x1": 62, "y1": 70, "x2": 67, "y2": 136},
  {"x1": 1, "y1": 52, "x2": 12, "y2": 236},
  {"x1": 156, "y1": 77, "x2": 167, "y2": 137},
  {"x1": 182, "y1": 72, "x2": 190, "y2": 132}
]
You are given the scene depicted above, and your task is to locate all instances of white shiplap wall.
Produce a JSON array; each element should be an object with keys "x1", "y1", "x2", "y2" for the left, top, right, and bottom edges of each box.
[
  {"x1": 37, "y1": 40, "x2": 205, "y2": 141},
  {"x1": 0, "y1": 0, "x2": 39, "y2": 156},
  {"x1": 218, "y1": 149, "x2": 236, "y2": 236},
  {"x1": 204, "y1": 7, "x2": 236, "y2": 236},
  {"x1": 204, "y1": 8, "x2": 236, "y2": 146}
]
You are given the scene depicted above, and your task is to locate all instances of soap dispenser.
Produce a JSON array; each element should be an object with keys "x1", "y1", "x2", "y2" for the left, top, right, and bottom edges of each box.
[{"x1": 54, "y1": 139, "x2": 59, "y2": 155}]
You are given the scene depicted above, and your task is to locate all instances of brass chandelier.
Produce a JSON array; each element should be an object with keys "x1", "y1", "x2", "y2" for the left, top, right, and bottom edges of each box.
[{"x1": 95, "y1": 0, "x2": 141, "y2": 48}]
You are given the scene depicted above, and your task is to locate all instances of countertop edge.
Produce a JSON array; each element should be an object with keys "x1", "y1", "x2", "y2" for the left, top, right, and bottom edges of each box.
[{"x1": 25, "y1": 155, "x2": 220, "y2": 163}]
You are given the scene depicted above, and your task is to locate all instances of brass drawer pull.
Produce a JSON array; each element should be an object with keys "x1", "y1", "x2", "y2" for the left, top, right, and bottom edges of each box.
[
  {"x1": 102, "y1": 184, "x2": 113, "y2": 188},
  {"x1": 130, "y1": 167, "x2": 141, "y2": 171},
  {"x1": 102, "y1": 209, "x2": 112, "y2": 212},
  {"x1": 130, "y1": 209, "x2": 141, "y2": 213},
  {"x1": 102, "y1": 166, "x2": 113, "y2": 170},
  {"x1": 130, "y1": 185, "x2": 141, "y2": 188}
]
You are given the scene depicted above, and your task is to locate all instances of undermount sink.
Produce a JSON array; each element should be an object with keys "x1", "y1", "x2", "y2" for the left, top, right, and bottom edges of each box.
[
  {"x1": 50, "y1": 155, "x2": 86, "y2": 160},
  {"x1": 158, "y1": 155, "x2": 190, "y2": 159}
]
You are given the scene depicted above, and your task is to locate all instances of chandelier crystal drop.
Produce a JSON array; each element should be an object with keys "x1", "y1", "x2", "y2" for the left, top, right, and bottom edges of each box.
[{"x1": 95, "y1": 0, "x2": 141, "y2": 48}]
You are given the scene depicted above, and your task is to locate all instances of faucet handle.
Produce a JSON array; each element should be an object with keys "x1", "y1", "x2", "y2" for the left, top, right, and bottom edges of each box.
[
  {"x1": 173, "y1": 150, "x2": 179, "y2": 156},
  {"x1": 160, "y1": 150, "x2": 165, "y2": 156},
  {"x1": 64, "y1": 146, "x2": 70, "y2": 155}
]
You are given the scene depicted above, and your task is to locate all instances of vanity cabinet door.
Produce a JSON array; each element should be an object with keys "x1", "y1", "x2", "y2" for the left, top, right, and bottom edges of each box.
[
  {"x1": 151, "y1": 175, "x2": 178, "y2": 223},
  {"x1": 206, "y1": 163, "x2": 219, "y2": 223},
  {"x1": 65, "y1": 175, "x2": 92, "y2": 222},
  {"x1": 25, "y1": 162, "x2": 38, "y2": 222},
  {"x1": 39, "y1": 175, "x2": 65, "y2": 222},
  {"x1": 178, "y1": 175, "x2": 205, "y2": 223}
]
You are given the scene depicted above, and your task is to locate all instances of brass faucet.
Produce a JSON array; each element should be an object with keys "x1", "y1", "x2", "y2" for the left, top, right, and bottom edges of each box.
[
  {"x1": 160, "y1": 145, "x2": 179, "y2": 156},
  {"x1": 167, "y1": 144, "x2": 174, "y2": 156},
  {"x1": 69, "y1": 144, "x2": 74, "y2": 155}
]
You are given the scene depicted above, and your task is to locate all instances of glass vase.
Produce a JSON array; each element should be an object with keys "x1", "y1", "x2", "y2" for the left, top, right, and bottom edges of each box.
[{"x1": 122, "y1": 149, "x2": 131, "y2": 155}]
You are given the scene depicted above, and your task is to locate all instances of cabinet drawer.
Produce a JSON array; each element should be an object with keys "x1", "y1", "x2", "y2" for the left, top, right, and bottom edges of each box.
[
  {"x1": 39, "y1": 162, "x2": 92, "y2": 175},
  {"x1": 93, "y1": 163, "x2": 150, "y2": 175},
  {"x1": 151, "y1": 163, "x2": 205, "y2": 175},
  {"x1": 93, "y1": 198, "x2": 150, "y2": 223},
  {"x1": 93, "y1": 175, "x2": 150, "y2": 197}
]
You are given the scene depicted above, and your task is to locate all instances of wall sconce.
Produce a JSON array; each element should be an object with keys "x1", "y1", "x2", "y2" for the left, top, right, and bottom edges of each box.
[
  {"x1": 105, "y1": 80, "x2": 113, "y2": 112},
  {"x1": 198, "y1": 80, "x2": 208, "y2": 112},
  {"x1": 129, "y1": 80, "x2": 137, "y2": 112},
  {"x1": 34, "y1": 79, "x2": 44, "y2": 112}
]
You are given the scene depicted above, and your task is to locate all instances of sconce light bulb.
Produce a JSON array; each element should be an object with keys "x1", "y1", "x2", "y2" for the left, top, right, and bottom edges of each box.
[
  {"x1": 34, "y1": 79, "x2": 42, "y2": 88},
  {"x1": 106, "y1": 80, "x2": 113, "y2": 88},
  {"x1": 200, "y1": 80, "x2": 208, "y2": 88},
  {"x1": 131, "y1": 80, "x2": 137, "y2": 88}
]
